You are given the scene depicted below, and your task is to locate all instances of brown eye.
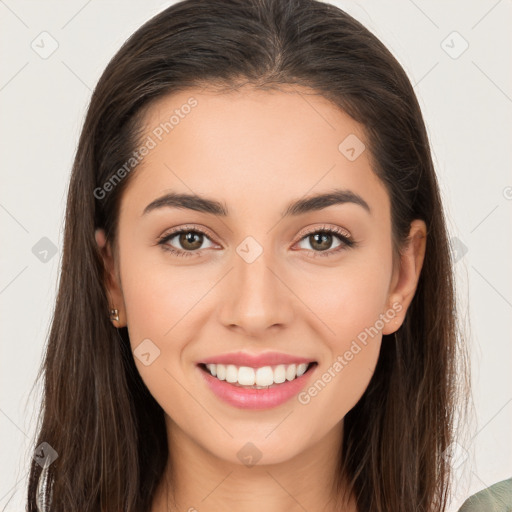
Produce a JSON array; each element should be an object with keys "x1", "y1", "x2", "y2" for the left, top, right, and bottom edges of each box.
[
  {"x1": 296, "y1": 227, "x2": 355, "y2": 256},
  {"x1": 178, "y1": 231, "x2": 204, "y2": 251},
  {"x1": 308, "y1": 232, "x2": 336, "y2": 251},
  {"x1": 158, "y1": 227, "x2": 216, "y2": 257}
]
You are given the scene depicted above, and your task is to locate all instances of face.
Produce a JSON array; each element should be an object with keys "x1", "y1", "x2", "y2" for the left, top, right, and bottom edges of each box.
[{"x1": 97, "y1": 84, "x2": 425, "y2": 467}]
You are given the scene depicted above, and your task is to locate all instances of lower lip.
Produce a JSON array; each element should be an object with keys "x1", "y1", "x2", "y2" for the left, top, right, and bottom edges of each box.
[{"x1": 197, "y1": 363, "x2": 317, "y2": 410}]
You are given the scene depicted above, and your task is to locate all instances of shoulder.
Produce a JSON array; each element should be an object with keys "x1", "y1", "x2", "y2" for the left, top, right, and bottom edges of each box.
[{"x1": 456, "y1": 478, "x2": 512, "y2": 512}]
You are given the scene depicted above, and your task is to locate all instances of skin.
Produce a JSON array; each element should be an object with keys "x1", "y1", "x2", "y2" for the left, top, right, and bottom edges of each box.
[{"x1": 95, "y1": 84, "x2": 426, "y2": 512}]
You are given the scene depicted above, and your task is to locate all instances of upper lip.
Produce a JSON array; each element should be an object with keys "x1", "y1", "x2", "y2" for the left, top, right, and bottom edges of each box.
[{"x1": 199, "y1": 351, "x2": 316, "y2": 368}]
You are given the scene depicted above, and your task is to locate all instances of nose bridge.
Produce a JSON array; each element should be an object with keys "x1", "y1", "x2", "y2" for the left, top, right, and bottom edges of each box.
[{"x1": 218, "y1": 240, "x2": 293, "y2": 334}]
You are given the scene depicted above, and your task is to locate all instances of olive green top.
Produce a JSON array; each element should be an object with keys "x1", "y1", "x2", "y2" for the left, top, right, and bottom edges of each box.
[{"x1": 457, "y1": 478, "x2": 512, "y2": 512}]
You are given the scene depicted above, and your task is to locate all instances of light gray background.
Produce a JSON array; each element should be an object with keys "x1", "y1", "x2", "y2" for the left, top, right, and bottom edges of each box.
[{"x1": 1, "y1": 1, "x2": 511, "y2": 510}]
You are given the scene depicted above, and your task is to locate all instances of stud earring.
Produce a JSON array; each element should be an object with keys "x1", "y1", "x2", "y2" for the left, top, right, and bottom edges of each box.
[{"x1": 110, "y1": 308, "x2": 120, "y2": 322}]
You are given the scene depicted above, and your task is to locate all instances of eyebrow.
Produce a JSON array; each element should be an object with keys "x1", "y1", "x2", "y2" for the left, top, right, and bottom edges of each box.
[{"x1": 142, "y1": 188, "x2": 371, "y2": 217}]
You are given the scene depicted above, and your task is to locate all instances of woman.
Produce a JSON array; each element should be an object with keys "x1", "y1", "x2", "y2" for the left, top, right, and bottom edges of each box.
[{"x1": 27, "y1": 0, "x2": 470, "y2": 510}]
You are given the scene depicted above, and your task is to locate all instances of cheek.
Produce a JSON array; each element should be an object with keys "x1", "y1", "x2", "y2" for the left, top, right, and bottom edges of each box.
[
  {"x1": 118, "y1": 242, "x2": 220, "y2": 395},
  {"x1": 305, "y1": 242, "x2": 393, "y2": 344},
  {"x1": 296, "y1": 275, "x2": 386, "y2": 419},
  {"x1": 121, "y1": 250, "x2": 208, "y2": 344},
  {"x1": 295, "y1": 244, "x2": 392, "y2": 412},
  {"x1": 119, "y1": 255, "x2": 204, "y2": 419}
]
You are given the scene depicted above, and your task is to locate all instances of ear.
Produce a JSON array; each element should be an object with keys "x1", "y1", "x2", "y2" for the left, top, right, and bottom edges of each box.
[
  {"x1": 382, "y1": 219, "x2": 427, "y2": 335},
  {"x1": 95, "y1": 228, "x2": 127, "y2": 328}
]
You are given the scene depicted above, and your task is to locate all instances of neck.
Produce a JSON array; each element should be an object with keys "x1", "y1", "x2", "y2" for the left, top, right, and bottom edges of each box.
[{"x1": 151, "y1": 416, "x2": 357, "y2": 512}]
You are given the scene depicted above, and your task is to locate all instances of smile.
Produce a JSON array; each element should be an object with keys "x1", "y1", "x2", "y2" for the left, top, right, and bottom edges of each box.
[
  {"x1": 202, "y1": 362, "x2": 313, "y2": 388},
  {"x1": 197, "y1": 362, "x2": 318, "y2": 409}
]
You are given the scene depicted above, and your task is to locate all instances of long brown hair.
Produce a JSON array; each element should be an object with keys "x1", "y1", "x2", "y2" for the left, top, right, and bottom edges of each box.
[{"x1": 26, "y1": 0, "x2": 469, "y2": 510}]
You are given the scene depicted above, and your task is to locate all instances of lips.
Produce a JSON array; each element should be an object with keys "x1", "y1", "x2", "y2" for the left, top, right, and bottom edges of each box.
[
  {"x1": 197, "y1": 360, "x2": 318, "y2": 409},
  {"x1": 198, "y1": 351, "x2": 316, "y2": 368}
]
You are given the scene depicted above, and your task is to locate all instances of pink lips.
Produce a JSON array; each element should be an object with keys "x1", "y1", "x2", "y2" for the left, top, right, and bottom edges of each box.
[
  {"x1": 199, "y1": 350, "x2": 315, "y2": 368},
  {"x1": 197, "y1": 356, "x2": 318, "y2": 410}
]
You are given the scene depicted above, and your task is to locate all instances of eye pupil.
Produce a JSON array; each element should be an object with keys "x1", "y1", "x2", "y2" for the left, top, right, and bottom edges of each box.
[
  {"x1": 310, "y1": 232, "x2": 332, "y2": 251},
  {"x1": 180, "y1": 231, "x2": 203, "y2": 250}
]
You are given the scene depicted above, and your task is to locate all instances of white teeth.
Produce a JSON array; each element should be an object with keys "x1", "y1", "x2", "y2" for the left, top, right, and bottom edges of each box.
[
  {"x1": 273, "y1": 365, "x2": 286, "y2": 384},
  {"x1": 203, "y1": 362, "x2": 313, "y2": 386},
  {"x1": 225, "y1": 364, "x2": 238, "y2": 383},
  {"x1": 206, "y1": 363, "x2": 216, "y2": 377},
  {"x1": 216, "y1": 363, "x2": 226, "y2": 381},
  {"x1": 238, "y1": 366, "x2": 255, "y2": 385},
  {"x1": 285, "y1": 364, "x2": 296, "y2": 381},
  {"x1": 255, "y1": 366, "x2": 274, "y2": 387},
  {"x1": 296, "y1": 363, "x2": 308, "y2": 377}
]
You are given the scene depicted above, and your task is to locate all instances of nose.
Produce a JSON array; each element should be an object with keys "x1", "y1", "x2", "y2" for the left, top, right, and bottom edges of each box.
[{"x1": 217, "y1": 250, "x2": 295, "y2": 338}]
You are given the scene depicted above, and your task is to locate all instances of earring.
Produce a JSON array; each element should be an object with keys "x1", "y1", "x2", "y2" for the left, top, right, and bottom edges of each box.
[{"x1": 110, "y1": 308, "x2": 120, "y2": 322}]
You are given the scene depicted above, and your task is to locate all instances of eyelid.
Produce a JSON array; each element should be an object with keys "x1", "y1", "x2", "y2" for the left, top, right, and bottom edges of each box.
[
  {"x1": 294, "y1": 223, "x2": 352, "y2": 242},
  {"x1": 158, "y1": 224, "x2": 217, "y2": 242}
]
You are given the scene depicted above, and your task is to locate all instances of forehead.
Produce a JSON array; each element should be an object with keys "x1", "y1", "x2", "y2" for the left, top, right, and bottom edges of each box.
[{"x1": 120, "y1": 84, "x2": 389, "y2": 221}]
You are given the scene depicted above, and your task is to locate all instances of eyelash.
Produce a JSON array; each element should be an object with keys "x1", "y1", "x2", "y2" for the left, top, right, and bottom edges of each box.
[{"x1": 157, "y1": 224, "x2": 356, "y2": 258}]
